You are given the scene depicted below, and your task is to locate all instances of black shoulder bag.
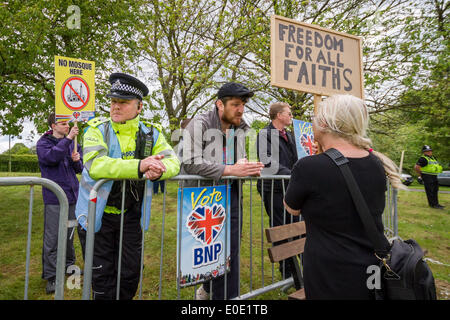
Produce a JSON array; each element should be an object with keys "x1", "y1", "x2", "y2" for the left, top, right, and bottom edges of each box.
[{"x1": 324, "y1": 148, "x2": 437, "y2": 300}]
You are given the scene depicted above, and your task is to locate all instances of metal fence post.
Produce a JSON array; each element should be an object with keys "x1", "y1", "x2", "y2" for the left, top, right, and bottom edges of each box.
[{"x1": 0, "y1": 177, "x2": 69, "y2": 300}]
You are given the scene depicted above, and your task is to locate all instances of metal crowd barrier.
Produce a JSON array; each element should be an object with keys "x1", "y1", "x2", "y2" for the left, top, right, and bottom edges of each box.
[
  {"x1": 80, "y1": 175, "x2": 399, "y2": 300},
  {"x1": 0, "y1": 175, "x2": 398, "y2": 300},
  {"x1": 383, "y1": 182, "x2": 399, "y2": 240},
  {"x1": 0, "y1": 177, "x2": 69, "y2": 300}
]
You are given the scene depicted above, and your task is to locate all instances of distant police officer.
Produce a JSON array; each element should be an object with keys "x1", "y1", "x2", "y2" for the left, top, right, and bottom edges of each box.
[
  {"x1": 415, "y1": 145, "x2": 444, "y2": 209},
  {"x1": 75, "y1": 73, "x2": 180, "y2": 299}
]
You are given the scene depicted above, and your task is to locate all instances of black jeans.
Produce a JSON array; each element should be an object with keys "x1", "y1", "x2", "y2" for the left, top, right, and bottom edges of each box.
[
  {"x1": 258, "y1": 187, "x2": 300, "y2": 277},
  {"x1": 203, "y1": 182, "x2": 242, "y2": 300},
  {"x1": 92, "y1": 206, "x2": 142, "y2": 300}
]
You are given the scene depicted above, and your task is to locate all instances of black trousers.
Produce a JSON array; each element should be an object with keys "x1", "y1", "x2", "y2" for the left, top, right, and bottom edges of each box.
[
  {"x1": 257, "y1": 187, "x2": 300, "y2": 276},
  {"x1": 92, "y1": 207, "x2": 142, "y2": 300},
  {"x1": 203, "y1": 182, "x2": 242, "y2": 300},
  {"x1": 423, "y1": 174, "x2": 439, "y2": 207}
]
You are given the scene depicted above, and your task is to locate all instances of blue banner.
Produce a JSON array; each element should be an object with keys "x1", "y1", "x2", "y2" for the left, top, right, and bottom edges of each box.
[
  {"x1": 293, "y1": 119, "x2": 314, "y2": 159},
  {"x1": 177, "y1": 184, "x2": 231, "y2": 288}
]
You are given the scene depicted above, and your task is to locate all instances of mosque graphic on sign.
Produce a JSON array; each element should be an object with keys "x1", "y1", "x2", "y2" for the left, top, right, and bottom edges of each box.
[{"x1": 66, "y1": 83, "x2": 87, "y2": 103}]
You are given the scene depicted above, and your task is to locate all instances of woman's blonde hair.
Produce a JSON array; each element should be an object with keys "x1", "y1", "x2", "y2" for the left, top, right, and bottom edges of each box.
[{"x1": 314, "y1": 94, "x2": 405, "y2": 190}]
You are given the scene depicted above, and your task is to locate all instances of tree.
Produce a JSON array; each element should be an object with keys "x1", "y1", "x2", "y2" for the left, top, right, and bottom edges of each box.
[
  {"x1": 2, "y1": 142, "x2": 32, "y2": 155},
  {"x1": 0, "y1": 0, "x2": 146, "y2": 135},
  {"x1": 368, "y1": 0, "x2": 449, "y2": 170},
  {"x1": 134, "y1": 0, "x2": 272, "y2": 131},
  {"x1": 1, "y1": 0, "x2": 447, "y2": 146}
]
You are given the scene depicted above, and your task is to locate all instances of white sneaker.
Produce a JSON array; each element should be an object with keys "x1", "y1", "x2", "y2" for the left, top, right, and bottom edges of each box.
[{"x1": 195, "y1": 285, "x2": 210, "y2": 300}]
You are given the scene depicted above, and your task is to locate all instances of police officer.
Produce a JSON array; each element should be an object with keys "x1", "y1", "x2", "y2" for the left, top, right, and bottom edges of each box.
[
  {"x1": 415, "y1": 145, "x2": 444, "y2": 209},
  {"x1": 75, "y1": 73, "x2": 180, "y2": 299}
]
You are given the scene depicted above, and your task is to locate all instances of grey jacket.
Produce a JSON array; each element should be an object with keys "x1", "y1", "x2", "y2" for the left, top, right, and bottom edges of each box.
[{"x1": 180, "y1": 106, "x2": 250, "y2": 184}]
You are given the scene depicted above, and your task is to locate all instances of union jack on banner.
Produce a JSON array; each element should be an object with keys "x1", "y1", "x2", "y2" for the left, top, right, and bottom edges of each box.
[
  {"x1": 186, "y1": 204, "x2": 226, "y2": 245},
  {"x1": 300, "y1": 133, "x2": 314, "y2": 156}
]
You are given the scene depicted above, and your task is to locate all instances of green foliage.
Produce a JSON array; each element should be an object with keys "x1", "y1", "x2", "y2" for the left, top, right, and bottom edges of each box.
[
  {"x1": 0, "y1": 154, "x2": 39, "y2": 172},
  {"x1": 250, "y1": 119, "x2": 269, "y2": 132},
  {"x1": 1, "y1": 0, "x2": 448, "y2": 153},
  {"x1": 368, "y1": 0, "x2": 449, "y2": 172},
  {"x1": 1, "y1": 143, "x2": 33, "y2": 155},
  {"x1": 0, "y1": 0, "x2": 146, "y2": 135}
]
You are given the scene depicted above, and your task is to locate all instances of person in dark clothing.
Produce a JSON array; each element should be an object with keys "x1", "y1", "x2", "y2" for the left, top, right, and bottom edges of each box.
[
  {"x1": 256, "y1": 102, "x2": 299, "y2": 277},
  {"x1": 284, "y1": 94, "x2": 405, "y2": 299},
  {"x1": 152, "y1": 180, "x2": 165, "y2": 194},
  {"x1": 36, "y1": 113, "x2": 84, "y2": 294},
  {"x1": 415, "y1": 145, "x2": 444, "y2": 209}
]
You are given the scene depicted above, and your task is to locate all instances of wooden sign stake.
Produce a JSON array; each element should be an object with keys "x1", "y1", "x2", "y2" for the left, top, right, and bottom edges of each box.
[
  {"x1": 313, "y1": 94, "x2": 323, "y2": 154},
  {"x1": 73, "y1": 120, "x2": 78, "y2": 153}
]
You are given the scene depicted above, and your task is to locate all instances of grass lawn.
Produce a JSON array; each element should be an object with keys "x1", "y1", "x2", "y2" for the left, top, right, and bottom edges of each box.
[{"x1": 0, "y1": 172, "x2": 448, "y2": 300}]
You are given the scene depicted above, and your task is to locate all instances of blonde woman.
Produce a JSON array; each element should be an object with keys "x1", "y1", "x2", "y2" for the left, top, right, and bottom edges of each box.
[{"x1": 284, "y1": 94, "x2": 405, "y2": 300}]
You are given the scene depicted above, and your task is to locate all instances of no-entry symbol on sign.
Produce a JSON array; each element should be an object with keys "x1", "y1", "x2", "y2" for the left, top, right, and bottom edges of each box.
[{"x1": 61, "y1": 76, "x2": 90, "y2": 111}]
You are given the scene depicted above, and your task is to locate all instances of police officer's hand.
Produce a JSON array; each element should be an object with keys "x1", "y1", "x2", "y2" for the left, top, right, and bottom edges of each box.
[
  {"x1": 67, "y1": 126, "x2": 79, "y2": 140},
  {"x1": 140, "y1": 155, "x2": 166, "y2": 179},
  {"x1": 71, "y1": 151, "x2": 81, "y2": 162},
  {"x1": 417, "y1": 176, "x2": 423, "y2": 184}
]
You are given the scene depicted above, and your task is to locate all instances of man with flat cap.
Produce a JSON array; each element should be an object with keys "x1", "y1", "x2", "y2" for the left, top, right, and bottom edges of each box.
[
  {"x1": 75, "y1": 73, "x2": 180, "y2": 299},
  {"x1": 180, "y1": 82, "x2": 264, "y2": 299},
  {"x1": 415, "y1": 145, "x2": 444, "y2": 209}
]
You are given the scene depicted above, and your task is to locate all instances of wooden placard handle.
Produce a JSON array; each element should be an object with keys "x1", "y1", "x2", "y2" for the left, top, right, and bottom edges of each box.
[{"x1": 73, "y1": 120, "x2": 78, "y2": 153}]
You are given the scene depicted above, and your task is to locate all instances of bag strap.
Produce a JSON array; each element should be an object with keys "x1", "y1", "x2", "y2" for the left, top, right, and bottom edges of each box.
[{"x1": 324, "y1": 148, "x2": 391, "y2": 256}]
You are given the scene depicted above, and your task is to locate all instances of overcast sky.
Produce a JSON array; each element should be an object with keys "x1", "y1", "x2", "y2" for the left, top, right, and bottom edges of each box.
[{"x1": 0, "y1": 121, "x2": 39, "y2": 153}]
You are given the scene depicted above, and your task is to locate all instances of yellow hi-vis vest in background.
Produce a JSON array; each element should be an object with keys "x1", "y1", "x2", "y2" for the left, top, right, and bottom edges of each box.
[{"x1": 421, "y1": 155, "x2": 443, "y2": 175}]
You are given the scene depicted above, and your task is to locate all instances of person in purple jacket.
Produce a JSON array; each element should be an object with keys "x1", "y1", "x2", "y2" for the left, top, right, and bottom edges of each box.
[{"x1": 36, "y1": 113, "x2": 84, "y2": 294}]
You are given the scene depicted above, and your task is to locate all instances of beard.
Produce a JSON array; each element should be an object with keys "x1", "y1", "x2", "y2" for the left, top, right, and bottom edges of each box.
[{"x1": 221, "y1": 111, "x2": 242, "y2": 127}]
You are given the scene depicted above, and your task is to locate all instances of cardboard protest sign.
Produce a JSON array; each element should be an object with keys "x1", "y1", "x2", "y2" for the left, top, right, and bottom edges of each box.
[
  {"x1": 293, "y1": 119, "x2": 314, "y2": 159},
  {"x1": 177, "y1": 184, "x2": 231, "y2": 288},
  {"x1": 271, "y1": 15, "x2": 364, "y2": 99},
  {"x1": 54, "y1": 55, "x2": 96, "y2": 122}
]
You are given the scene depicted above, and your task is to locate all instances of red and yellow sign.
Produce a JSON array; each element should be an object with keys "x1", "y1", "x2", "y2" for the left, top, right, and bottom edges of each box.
[{"x1": 54, "y1": 56, "x2": 96, "y2": 122}]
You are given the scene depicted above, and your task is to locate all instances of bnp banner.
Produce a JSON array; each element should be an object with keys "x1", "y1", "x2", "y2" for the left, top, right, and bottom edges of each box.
[
  {"x1": 293, "y1": 119, "x2": 314, "y2": 159},
  {"x1": 177, "y1": 184, "x2": 231, "y2": 288},
  {"x1": 54, "y1": 55, "x2": 96, "y2": 122}
]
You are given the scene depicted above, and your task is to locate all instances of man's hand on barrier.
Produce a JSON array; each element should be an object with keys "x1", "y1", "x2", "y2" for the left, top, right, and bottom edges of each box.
[{"x1": 223, "y1": 159, "x2": 264, "y2": 177}]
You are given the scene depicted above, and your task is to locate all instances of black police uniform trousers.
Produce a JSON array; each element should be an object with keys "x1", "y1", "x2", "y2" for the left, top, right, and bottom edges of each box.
[
  {"x1": 422, "y1": 173, "x2": 439, "y2": 207},
  {"x1": 92, "y1": 205, "x2": 142, "y2": 300}
]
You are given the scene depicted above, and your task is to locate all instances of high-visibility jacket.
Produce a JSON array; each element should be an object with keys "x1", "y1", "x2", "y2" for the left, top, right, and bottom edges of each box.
[
  {"x1": 421, "y1": 155, "x2": 443, "y2": 175},
  {"x1": 75, "y1": 115, "x2": 180, "y2": 232}
]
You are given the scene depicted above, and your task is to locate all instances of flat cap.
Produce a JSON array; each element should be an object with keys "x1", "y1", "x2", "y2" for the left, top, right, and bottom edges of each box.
[
  {"x1": 217, "y1": 82, "x2": 254, "y2": 99},
  {"x1": 106, "y1": 73, "x2": 149, "y2": 100}
]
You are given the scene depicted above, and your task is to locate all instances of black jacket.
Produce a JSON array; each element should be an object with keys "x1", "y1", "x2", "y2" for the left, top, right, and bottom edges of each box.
[{"x1": 256, "y1": 122, "x2": 298, "y2": 192}]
